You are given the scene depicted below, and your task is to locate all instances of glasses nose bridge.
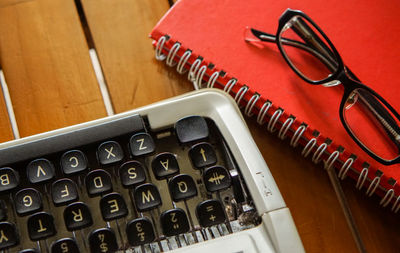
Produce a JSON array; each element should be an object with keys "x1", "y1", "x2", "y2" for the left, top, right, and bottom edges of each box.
[{"x1": 335, "y1": 69, "x2": 354, "y2": 89}]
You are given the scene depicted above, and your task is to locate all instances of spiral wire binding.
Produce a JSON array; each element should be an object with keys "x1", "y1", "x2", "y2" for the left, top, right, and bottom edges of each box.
[
  {"x1": 155, "y1": 35, "x2": 168, "y2": 61},
  {"x1": 188, "y1": 57, "x2": 203, "y2": 89},
  {"x1": 356, "y1": 167, "x2": 369, "y2": 190},
  {"x1": 324, "y1": 150, "x2": 340, "y2": 171},
  {"x1": 365, "y1": 174, "x2": 381, "y2": 197},
  {"x1": 256, "y1": 101, "x2": 272, "y2": 125},
  {"x1": 154, "y1": 35, "x2": 399, "y2": 212},
  {"x1": 301, "y1": 138, "x2": 316, "y2": 158},
  {"x1": 188, "y1": 58, "x2": 202, "y2": 81},
  {"x1": 278, "y1": 116, "x2": 294, "y2": 140},
  {"x1": 224, "y1": 78, "x2": 237, "y2": 93},
  {"x1": 338, "y1": 156, "x2": 355, "y2": 180},
  {"x1": 290, "y1": 124, "x2": 306, "y2": 148},
  {"x1": 166, "y1": 42, "x2": 181, "y2": 67},
  {"x1": 380, "y1": 189, "x2": 394, "y2": 207},
  {"x1": 391, "y1": 196, "x2": 400, "y2": 213},
  {"x1": 207, "y1": 71, "x2": 220, "y2": 88},
  {"x1": 234, "y1": 85, "x2": 249, "y2": 105},
  {"x1": 244, "y1": 93, "x2": 260, "y2": 117},
  {"x1": 312, "y1": 142, "x2": 328, "y2": 164},
  {"x1": 195, "y1": 65, "x2": 208, "y2": 89},
  {"x1": 177, "y1": 50, "x2": 192, "y2": 74},
  {"x1": 267, "y1": 108, "x2": 282, "y2": 133}
]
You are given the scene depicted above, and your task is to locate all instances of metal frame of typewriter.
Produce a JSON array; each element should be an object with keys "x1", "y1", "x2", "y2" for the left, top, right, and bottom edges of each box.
[{"x1": 0, "y1": 89, "x2": 304, "y2": 253}]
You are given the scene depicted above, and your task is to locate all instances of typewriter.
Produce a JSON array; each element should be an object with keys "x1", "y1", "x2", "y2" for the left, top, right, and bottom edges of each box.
[{"x1": 0, "y1": 89, "x2": 304, "y2": 252}]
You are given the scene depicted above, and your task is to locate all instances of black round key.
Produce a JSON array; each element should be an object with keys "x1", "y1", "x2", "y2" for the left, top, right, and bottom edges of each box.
[
  {"x1": 27, "y1": 159, "x2": 55, "y2": 184},
  {"x1": 61, "y1": 150, "x2": 88, "y2": 175},
  {"x1": 89, "y1": 228, "x2": 118, "y2": 253},
  {"x1": 160, "y1": 208, "x2": 190, "y2": 237},
  {"x1": 175, "y1": 116, "x2": 209, "y2": 143},
  {"x1": 51, "y1": 238, "x2": 80, "y2": 253},
  {"x1": 126, "y1": 217, "x2": 155, "y2": 246},
  {"x1": 27, "y1": 212, "x2": 56, "y2": 241},
  {"x1": 0, "y1": 222, "x2": 19, "y2": 250},
  {"x1": 100, "y1": 192, "x2": 128, "y2": 221},
  {"x1": 64, "y1": 202, "x2": 93, "y2": 231},
  {"x1": 168, "y1": 174, "x2": 197, "y2": 201},
  {"x1": 129, "y1": 133, "x2": 155, "y2": 157},
  {"x1": 14, "y1": 188, "x2": 42, "y2": 216},
  {"x1": 203, "y1": 166, "x2": 231, "y2": 192},
  {"x1": 85, "y1": 169, "x2": 113, "y2": 197},
  {"x1": 51, "y1": 179, "x2": 79, "y2": 206},
  {"x1": 0, "y1": 167, "x2": 19, "y2": 192},
  {"x1": 119, "y1": 161, "x2": 146, "y2": 188},
  {"x1": 134, "y1": 183, "x2": 162, "y2": 212},
  {"x1": 97, "y1": 141, "x2": 124, "y2": 165},
  {"x1": 196, "y1": 199, "x2": 227, "y2": 227},
  {"x1": 151, "y1": 153, "x2": 180, "y2": 180},
  {"x1": 189, "y1": 142, "x2": 217, "y2": 168}
]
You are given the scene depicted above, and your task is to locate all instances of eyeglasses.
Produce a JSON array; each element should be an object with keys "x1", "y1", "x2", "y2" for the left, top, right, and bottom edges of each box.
[{"x1": 245, "y1": 9, "x2": 400, "y2": 165}]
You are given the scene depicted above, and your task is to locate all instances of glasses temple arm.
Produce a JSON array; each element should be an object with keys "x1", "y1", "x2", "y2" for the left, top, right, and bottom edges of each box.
[
  {"x1": 291, "y1": 18, "x2": 338, "y2": 69},
  {"x1": 249, "y1": 28, "x2": 336, "y2": 71},
  {"x1": 355, "y1": 89, "x2": 400, "y2": 149}
]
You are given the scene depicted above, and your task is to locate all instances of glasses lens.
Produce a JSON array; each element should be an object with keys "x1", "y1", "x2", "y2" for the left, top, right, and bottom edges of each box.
[
  {"x1": 343, "y1": 88, "x2": 400, "y2": 161},
  {"x1": 279, "y1": 16, "x2": 339, "y2": 82}
]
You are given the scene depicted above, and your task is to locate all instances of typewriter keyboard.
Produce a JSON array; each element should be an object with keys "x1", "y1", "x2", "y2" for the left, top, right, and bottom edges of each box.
[{"x1": 0, "y1": 115, "x2": 261, "y2": 252}]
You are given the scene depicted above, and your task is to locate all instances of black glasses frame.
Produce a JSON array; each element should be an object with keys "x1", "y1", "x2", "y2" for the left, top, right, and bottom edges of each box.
[{"x1": 249, "y1": 9, "x2": 400, "y2": 165}]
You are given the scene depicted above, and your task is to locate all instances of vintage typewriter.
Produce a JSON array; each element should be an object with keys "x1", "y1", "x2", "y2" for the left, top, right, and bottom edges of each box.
[{"x1": 0, "y1": 89, "x2": 304, "y2": 252}]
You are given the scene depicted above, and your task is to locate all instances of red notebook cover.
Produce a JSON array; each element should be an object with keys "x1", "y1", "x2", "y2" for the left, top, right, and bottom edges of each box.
[{"x1": 150, "y1": 0, "x2": 400, "y2": 208}]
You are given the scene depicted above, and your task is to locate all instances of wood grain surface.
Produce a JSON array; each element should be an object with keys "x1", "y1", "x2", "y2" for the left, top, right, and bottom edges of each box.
[
  {"x1": 0, "y1": 77, "x2": 13, "y2": 142},
  {"x1": 0, "y1": 0, "x2": 398, "y2": 252},
  {"x1": 80, "y1": 0, "x2": 191, "y2": 113},
  {"x1": 0, "y1": 0, "x2": 106, "y2": 137}
]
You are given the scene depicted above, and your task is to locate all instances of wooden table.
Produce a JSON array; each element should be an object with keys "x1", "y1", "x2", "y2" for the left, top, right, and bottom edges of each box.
[{"x1": 0, "y1": 0, "x2": 398, "y2": 252}]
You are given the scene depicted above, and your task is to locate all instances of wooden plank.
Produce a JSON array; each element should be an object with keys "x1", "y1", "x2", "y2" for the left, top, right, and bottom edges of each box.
[
  {"x1": 0, "y1": 77, "x2": 14, "y2": 142},
  {"x1": 80, "y1": 0, "x2": 192, "y2": 114},
  {"x1": 0, "y1": 0, "x2": 33, "y2": 8},
  {"x1": 246, "y1": 118, "x2": 400, "y2": 252},
  {"x1": 0, "y1": 0, "x2": 107, "y2": 137}
]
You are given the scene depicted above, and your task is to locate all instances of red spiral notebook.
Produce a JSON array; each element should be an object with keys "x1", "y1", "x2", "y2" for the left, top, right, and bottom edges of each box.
[{"x1": 150, "y1": 0, "x2": 400, "y2": 210}]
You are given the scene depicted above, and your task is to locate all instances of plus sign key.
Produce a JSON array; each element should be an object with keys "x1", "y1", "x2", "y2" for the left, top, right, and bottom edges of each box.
[
  {"x1": 97, "y1": 141, "x2": 124, "y2": 165},
  {"x1": 196, "y1": 199, "x2": 227, "y2": 227},
  {"x1": 203, "y1": 166, "x2": 231, "y2": 192}
]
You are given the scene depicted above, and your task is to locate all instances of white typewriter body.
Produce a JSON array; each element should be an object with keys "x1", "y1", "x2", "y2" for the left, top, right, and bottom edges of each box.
[
  {"x1": 140, "y1": 89, "x2": 304, "y2": 253},
  {"x1": 0, "y1": 89, "x2": 304, "y2": 253}
]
